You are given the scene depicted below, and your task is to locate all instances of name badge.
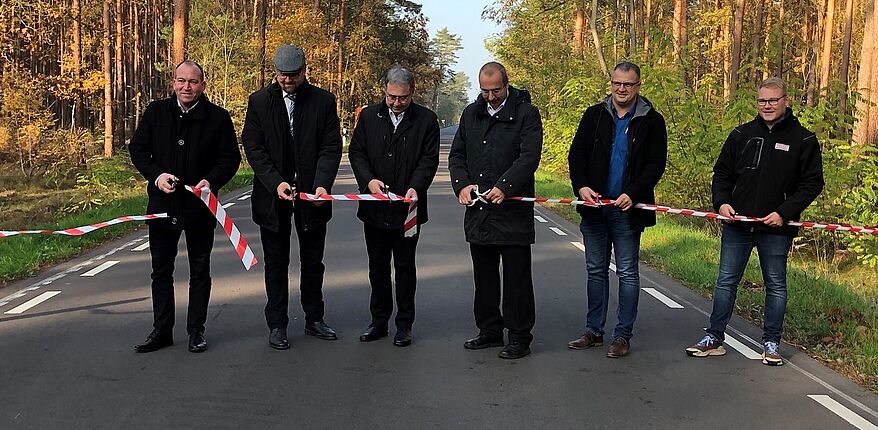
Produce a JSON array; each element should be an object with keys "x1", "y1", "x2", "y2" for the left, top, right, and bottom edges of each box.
[{"x1": 775, "y1": 143, "x2": 790, "y2": 152}]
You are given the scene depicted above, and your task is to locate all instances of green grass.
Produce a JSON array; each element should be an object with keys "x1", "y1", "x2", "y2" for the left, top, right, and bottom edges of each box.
[
  {"x1": 535, "y1": 170, "x2": 878, "y2": 393},
  {"x1": 0, "y1": 167, "x2": 253, "y2": 287}
]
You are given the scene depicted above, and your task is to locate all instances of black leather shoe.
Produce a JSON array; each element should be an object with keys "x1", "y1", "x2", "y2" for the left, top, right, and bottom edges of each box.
[
  {"x1": 188, "y1": 332, "x2": 208, "y2": 353},
  {"x1": 134, "y1": 329, "x2": 173, "y2": 353},
  {"x1": 304, "y1": 321, "x2": 338, "y2": 340},
  {"x1": 463, "y1": 334, "x2": 504, "y2": 350},
  {"x1": 498, "y1": 341, "x2": 531, "y2": 359},
  {"x1": 269, "y1": 328, "x2": 290, "y2": 350},
  {"x1": 393, "y1": 327, "x2": 412, "y2": 347},
  {"x1": 359, "y1": 324, "x2": 389, "y2": 342}
]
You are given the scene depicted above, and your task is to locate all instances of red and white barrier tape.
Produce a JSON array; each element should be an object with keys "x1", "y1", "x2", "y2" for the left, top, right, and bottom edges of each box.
[
  {"x1": 0, "y1": 214, "x2": 169, "y2": 238},
  {"x1": 186, "y1": 186, "x2": 257, "y2": 270},
  {"x1": 298, "y1": 192, "x2": 420, "y2": 236},
  {"x1": 508, "y1": 197, "x2": 878, "y2": 236}
]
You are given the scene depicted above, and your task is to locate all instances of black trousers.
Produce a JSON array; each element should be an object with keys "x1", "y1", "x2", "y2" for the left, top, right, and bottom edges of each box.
[
  {"x1": 148, "y1": 224, "x2": 215, "y2": 335},
  {"x1": 261, "y1": 205, "x2": 327, "y2": 329},
  {"x1": 470, "y1": 243, "x2": 535, "y2": 345},
  {"x1": 363, "y1": 223, "x2": 419, "y2": 329}
]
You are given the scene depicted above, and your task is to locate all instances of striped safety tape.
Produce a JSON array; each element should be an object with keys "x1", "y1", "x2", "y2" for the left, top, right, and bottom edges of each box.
[{"x1": 186, "y1": 186, "x2": 257, "y2": 270}]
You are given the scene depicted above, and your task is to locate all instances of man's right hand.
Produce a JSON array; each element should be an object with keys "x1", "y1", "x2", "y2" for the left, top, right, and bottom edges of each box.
[
  {"x1": 719, "y1": 203, "x2": 736, "y2": 221},
  {"x1": 157, "y1": 173, "x2": 179, "y2": 194},
  {"x1": 368, "y1": 179, "x2": 387, "y2": 194},
  {"x1": 578, "y1": 186, "x2": 598, "y2": 204},
  {"x1": 458, "y1": 184, "x2": 476, "y2": 205},
  {"x1": 277, "y1": 182, "x2": 295, "y2": 201}
]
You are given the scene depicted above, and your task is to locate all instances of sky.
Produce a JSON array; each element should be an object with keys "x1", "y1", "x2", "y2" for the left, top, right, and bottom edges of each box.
[{"x1": 418, "y1": 0, "x2": 503, "y2": 100}]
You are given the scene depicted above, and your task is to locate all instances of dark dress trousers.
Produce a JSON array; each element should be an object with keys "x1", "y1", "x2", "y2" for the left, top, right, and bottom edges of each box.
[{"x1": 241, "y1": 81, "x2": 342, "y2": 328}]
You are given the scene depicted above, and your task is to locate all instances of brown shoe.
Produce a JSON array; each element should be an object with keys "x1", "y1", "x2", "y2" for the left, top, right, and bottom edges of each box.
[
  {"x1": 606, "y1": 337, "x2": 630, "y2": 358},
  {"x1": 568, "y1": 332, "x2": 604, "y2": 350}
]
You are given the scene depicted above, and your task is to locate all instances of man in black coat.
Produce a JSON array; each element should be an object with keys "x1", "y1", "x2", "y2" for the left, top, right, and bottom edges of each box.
[
  {"x1": 130, "y1": 60, "x2": 242, "y2": 353},
  {"x1": 448, "y1": 62, "x2": 542, "y2": 360},
  {"x1": 686, "y1": 78, "x2": 823, "y2": 366},
  {"x1": 567, "y1": 61, "x2": 667, "y2": 359},
  {"x1": 348, "y1": 66, "x2": 440, "y2": 347},
  {"x1": 241, "y1": 44, "x2": 342, "y2": 350}
]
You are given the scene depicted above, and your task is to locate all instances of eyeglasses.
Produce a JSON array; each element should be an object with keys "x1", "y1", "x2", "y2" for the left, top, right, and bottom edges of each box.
[
  {"x1": 386, "y1": 93, "x2": 411, "y2": 103},
  {"x1": 611, "y1": 81, "x2": 640, "y2": 89},
  {"x1": 480, "y1": 87, "x2": 505, "y2": 96},
  {"x1": 757, "y1": 96, "x2": 785, "y2": 107}
]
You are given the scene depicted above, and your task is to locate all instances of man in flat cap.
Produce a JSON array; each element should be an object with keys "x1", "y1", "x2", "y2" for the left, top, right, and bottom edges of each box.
[{"x1": 242, "y1": 44, "x2": 343, "y2": 350}]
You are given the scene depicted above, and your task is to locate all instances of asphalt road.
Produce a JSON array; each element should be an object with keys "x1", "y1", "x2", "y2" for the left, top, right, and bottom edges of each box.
[{"x1": 1, "y1": 126, "x2": 877, "y2": 429}]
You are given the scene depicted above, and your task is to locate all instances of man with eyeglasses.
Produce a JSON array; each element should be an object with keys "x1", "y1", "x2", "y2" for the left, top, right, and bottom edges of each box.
[
  {"x1": 130, "y1": 61, "x2": 241, "y2": 353},
  {"x1": 242, "y1": 44, "x2": 343, "y2": 350},
  {"x1": 448, "y1": 61, "x2": 543, "y2": 359},
  {"x1": 567, "y1": 61, "x2": 667, "y2": 358},
  {"x1": 348, "y1": 66, "x2": 440, "y2": 347},
  {"x1": 686, "y1": 77, "x2": 823, "y2": 366}
]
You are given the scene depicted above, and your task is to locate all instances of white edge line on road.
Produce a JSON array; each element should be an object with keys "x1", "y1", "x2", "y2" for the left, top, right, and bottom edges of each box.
[
  {"x1": 549, "y1": 227, "x2": 568, "y2": 236},
  {"x1": 80, "y1": 260, "x2": 120, "y2": 277},
  {"x1": 723, "y1": 334, "x2": 763, "y2": 360},
  {"x1": 642, "y1": 287, "x2": 684, "y2": 309},
  {"x1": 809, "y1": 395, "x2": 878, "y2": 430},
  {"x1": 132, "y1": 242, "x2": 150, "y2": 252},
  {"x1": 237, "y1": 194, "x2": 251, "y2": 201},
  {"x1": 222, "y1": 202, "x2": 236, "y2": 208},
  {"x1": 534, "y1": 215, "x2": 548, "y2": 223},
  {"x1": 570, "y1": 241, "x2": 584, "y2": 252},
  {"x1": 5, "y1": 291, "x2": 61, "y2": 315}
]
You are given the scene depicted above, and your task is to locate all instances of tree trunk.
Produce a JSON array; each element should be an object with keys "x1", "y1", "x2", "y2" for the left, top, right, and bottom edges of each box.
[
  {"x1": 729, "y1": 0, "x2": 746, "y2": 97},
  {"x1": 173, "y1": 0, "x2": 188, "y2": 65},
  {"x1": 673, "y1": 0, "x2": 687, "y2": 63},
  {"x1": 574, "y1": 1, "x2": 585, "y2": 55},
  {"x1": 71, "y1": 0, "x2": 83, "y2": 128},
  {"x1": 643, "y1": 0, "x2": 652, "y2": 53},
  {"x1": 838, "y1": 0, "x2": 855, "y2": 113},
  {"x1": 258, "y1": 0, "x2": 267, "y2": 87},
  {"x1": 819, "y1": 0, "x2": 836, "y2": 95},
  {"x1": 628, "y1": 0, "x2": 636, "y2": 56},
  {"x1": 115, "y1": 0, "x2": 124, "y2": 146},
  {"x1": 103, "y1": 0, "x2": 114, "y2": 158},
  {"x1": 776, "y1": 0, "x2": 785, "y2": 77},
  {"x1": 750, "y1": 0, "x2": 765, "y2": 84},
  {"x1": 337, "y1": 0, "x2": 346, "y2": 115},
  {"x1": 853, "y1": 0, "x2": 878, "y2": 146},
  {"x1": 587, "y1": 0, "x2": 610, "y2": 77}
]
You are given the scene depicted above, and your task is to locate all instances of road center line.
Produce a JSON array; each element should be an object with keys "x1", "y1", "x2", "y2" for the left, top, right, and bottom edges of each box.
[
  {"x1": 808, "y1": 395, "x2": 878, "y2": 430},
  {"x1": 237, "y1": 194, "x2": 251, "y2": 201},
  {"x1": 549, "y1": 227, "x2": 568, "y2": 236},
  {"x1": 80, "y1": 261, "x2": 120, "y2": 277},
  {"x1": 642, "y1": 287, "x2": 684, "y2": 309},
  {"x1": 534, "y1": 215, "x2": 547, "y2": 223},
  {"x1": 132, "y1": 242, "x2": 150, "y2": 252},
  {"x1": 5, "y1": 291, "x2": 61, "y2": 315}
]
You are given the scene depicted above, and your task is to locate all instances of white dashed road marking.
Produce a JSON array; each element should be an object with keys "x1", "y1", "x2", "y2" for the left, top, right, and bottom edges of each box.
[
  {"x1": 642, "y1": 287, "x2": 684, "y2": 309},
  {"x1": 237, "y1": 194, "x2": 251, "y2": 201},
  {"x1": 808, "y1": 395, "x2": 878, "y2": 430},
  {"x1": 5, "y1": 291, "x2": 61, "y2": 315},
  {"x1": 549, "y1": 227, "x2": 567, "y2": 236},
  {"x1": 222, "y1": 202, "x2": 236, "y2": 208},
  {"x1": 80, "y1": 261, "x2": 120, "y2": 277},
  {"x1": 534, "y1": 215, "x2": 547, "y2": 223},
  {"x1": 723, "y1": 335, "x2": 763, "y2": 360},
  {"x1": 571, "y1": 241, "x2": 584, "y2": 251},
  {"x1": 132, "y1": 242, "x2": 150, "y2": 252}
]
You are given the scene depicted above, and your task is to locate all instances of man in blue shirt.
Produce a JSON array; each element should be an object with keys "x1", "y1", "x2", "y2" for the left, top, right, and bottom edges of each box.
[{"x1": 567, "y1": 62, "x2": 668, "y2": 358}]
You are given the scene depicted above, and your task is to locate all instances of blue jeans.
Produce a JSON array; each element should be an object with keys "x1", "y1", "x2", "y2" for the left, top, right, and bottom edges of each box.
[
  {"x1": 580, "y1": 207, "x2": 642, "y2": 340},
  {"x1": 707, "y1": 224, "x2": 792, "y2": 343}
]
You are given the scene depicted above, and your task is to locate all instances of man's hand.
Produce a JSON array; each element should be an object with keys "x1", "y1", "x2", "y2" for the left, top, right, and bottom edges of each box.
[
  {"x1": 368, "y1": 179, "x2": 387, "y2": 194},
  {"x1": 762, "y1": 212, "x2": 784, "y2": 227},
  {"x1": 485, "y1": 187, "x2": 505, "y2": 204},
  {"x1": 718, "y1": 203, "x2": 736, "y2": 223},
  {"x1": 405, "y1": 188, "x2": 418, "y2": 201},
  {"x1": 614, "y1": 193, "x2": 633, "y2": 211},
  {"x1": 578, "y1": 186, "x2": 598, "y2": 204},
  {"x1": 194, "y1": 179, "x2": 210, "y2": 190},
  {"x1": 312, "y1": 186, "x2": 329, "y2": 206},
  {"x1": 277, "y1": 182, "x2": 295, "y2": 201},
  {"x1": 458, "y1": 184, "x2": 476, "y2": 205},
  {"x1": 157, "y1": 173, "x2": 179, "y2": 194}
]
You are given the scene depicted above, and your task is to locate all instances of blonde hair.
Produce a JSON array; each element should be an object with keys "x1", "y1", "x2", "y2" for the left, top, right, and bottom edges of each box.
[{"x1": 759, "y1": 77, "x2": 787, "y2": 96}]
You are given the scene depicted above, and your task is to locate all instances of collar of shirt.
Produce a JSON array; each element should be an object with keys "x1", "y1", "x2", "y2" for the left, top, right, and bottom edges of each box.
[
  {"x1": 611, "y1": 99, "x2": 637, "y2": 121},
  {"x1": 388, "y1": 108, "x2": 405, "y2": 130},
  {"x1": 177, "y1": 98, "x2": 199, "y2": 114},
  {"x1": 486, "y1": 97, "x2": 508, "y2": 117}
]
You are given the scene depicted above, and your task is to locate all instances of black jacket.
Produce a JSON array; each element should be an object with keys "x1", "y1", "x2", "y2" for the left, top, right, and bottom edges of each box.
[
  {"x1": 130, "y1": 95, "x2": 241, "y2": 230},
  {"x1": 241, "y1": 81, "x2": 342, "y2": 232},
  {"x1": 568, "y1": 95, "x2": 668, "y2": 232},
  {"x1": 448, "y1": 86, "x2": 543, "y2": 245},
  {"x1": 712, "y1": 108, "x2": 824, "y2": 236},
  {"x1": 348, "y1": 101, "x2": 440, "y2": 229}
]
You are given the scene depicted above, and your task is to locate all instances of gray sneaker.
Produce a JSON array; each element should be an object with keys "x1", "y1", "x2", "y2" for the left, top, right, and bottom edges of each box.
[
  {"x1": 686, "y1": 334, "x2": 727, "y2": 357},
  {"x1": 762, "y1": 341, "x2": 783, "y2": 366}
]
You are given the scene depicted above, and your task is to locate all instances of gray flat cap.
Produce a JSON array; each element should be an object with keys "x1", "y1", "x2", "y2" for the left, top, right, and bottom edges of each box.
[{"x1": 273, "y1": 44, "x2": 305, "y2": 73}]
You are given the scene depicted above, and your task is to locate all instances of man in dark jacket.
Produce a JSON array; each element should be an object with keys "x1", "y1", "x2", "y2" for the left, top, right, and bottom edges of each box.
[
  {"x1": 567, "y1": 61, "x2": 667, "y2": 358},
  {"x1": 448, "y1": 62, "x2": 542, "y2": 360},
  {"x1": 130, "y1": 60, "x2": 241, "y2": 353},
  {"x1": 686, "y1": 78, "x2": 823, "y2": 366},
  {"x1": 241, "y1": 44, "x2": 343, "y2": 350},
  {"x1": 348, "y1": 66, "x2": 440, "y2": 347}
]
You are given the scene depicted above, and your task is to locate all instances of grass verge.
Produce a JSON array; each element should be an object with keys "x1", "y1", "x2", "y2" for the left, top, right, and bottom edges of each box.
[{"x1": 534, "y1": 169, "x2": 878, "y2": 393}]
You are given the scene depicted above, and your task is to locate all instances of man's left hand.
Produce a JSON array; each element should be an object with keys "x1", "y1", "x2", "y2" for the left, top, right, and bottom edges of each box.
[
  {"x1": 614, "y1": 193, "x2": 633, "y2": 211},
  {"x1": 195, "y1": 179, "x2": 210, "y2": 190},
  {"x1": 405, "y1": 188, "x2": 418, "y2": 201},
  {"x1": 485, "y1": 187, "x2": 505, "y2": 204},
  {"x1": 763, "y1": 212, "x2": 784, "y2": 227},
  {"x1": 312, "y1": 186, "x2": 328, "y2": 206}
]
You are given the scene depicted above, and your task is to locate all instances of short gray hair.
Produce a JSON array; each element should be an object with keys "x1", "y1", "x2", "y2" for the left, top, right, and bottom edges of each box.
[
  {"x1": 383, "y1": 66, "x2": 415, "y2": 92},
  {"x1": 759, "y1": 77, "x2": 787, "y2": 96}
]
